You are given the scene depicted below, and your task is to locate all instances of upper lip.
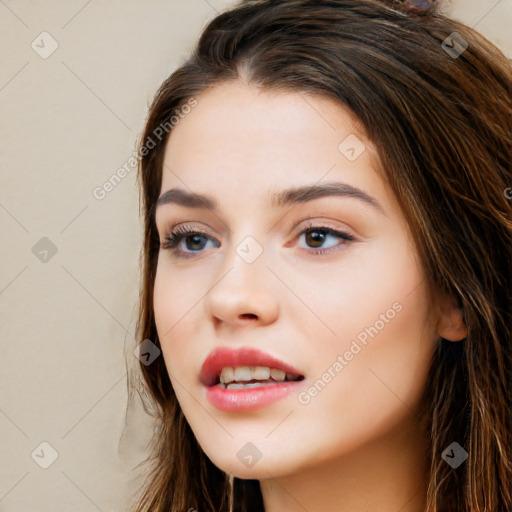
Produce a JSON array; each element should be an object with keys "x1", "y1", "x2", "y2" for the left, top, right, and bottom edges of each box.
[{"x1": 200, "y1": 346, "x2": 305, "y2": 387}]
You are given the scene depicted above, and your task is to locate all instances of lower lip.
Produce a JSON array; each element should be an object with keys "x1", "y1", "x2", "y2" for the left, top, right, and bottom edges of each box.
[{"x1": 205, "y1": 381, "x2": 305, "y2": 412}]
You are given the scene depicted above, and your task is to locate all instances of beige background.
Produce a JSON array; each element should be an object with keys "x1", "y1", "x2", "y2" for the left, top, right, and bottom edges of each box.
[{"x1": 0, "y1": 1, "x2": 510, "y2": 510}]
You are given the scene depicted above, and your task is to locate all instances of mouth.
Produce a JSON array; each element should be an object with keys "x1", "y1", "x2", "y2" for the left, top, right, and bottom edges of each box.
[
  {"x1": 200, "y1": 346, "x2": 306, "y2": 412},
  {"x1": 214, "y1": 365, "x2": 305, "y2": 389},
  {"x1": 200, "y1": 346, "x2": 306, "y2": 389}
]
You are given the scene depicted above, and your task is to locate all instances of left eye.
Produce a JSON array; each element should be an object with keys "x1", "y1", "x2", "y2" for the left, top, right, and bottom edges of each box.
[
  {"x1": 160, "y1": 224, "x2": 354, "y2": 257},
  {"x1": 297, "y1": 226, "x2": 354, "y2": 253}
]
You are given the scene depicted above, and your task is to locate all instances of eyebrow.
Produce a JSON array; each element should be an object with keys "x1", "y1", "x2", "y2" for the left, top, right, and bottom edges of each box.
[{"x1": 155, "y1": 182, "x2": 384, "y2": 214}]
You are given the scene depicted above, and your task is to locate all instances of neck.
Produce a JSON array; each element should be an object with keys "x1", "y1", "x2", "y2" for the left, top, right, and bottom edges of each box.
[{"x1": 259, "y1": 416, "x2": 430, "y2": 512}]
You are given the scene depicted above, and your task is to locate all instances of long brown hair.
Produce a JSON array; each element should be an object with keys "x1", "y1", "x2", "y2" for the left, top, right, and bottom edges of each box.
[{"x1": 127, "y1": 1, "x2": 512, "y2": 510}]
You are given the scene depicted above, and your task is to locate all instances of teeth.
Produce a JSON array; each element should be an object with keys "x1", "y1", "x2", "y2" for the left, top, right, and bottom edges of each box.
[
  {"x1": 225, "y1": 381, "x2": 280, "y2": 389},
  {"x1": 270, "y1": 368, "x2": 286, "y2": 381},
  {"x1": 219, "y1": 367, "x2": 234, "y2": 384},
  {"x1": 234, "y1": 366, "x2": 253, "y2": 382},
  {"x1": 254, "y1": 366, "x2": 271, "y2": 380},
  {"x1": 219, "y1": 366, "x2": 297, "y2": 385}
]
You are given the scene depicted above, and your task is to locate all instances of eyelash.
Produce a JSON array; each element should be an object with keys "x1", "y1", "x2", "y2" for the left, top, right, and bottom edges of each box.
[{"x1": 160, "y1": 221, "x2": 355, "y2": 258}]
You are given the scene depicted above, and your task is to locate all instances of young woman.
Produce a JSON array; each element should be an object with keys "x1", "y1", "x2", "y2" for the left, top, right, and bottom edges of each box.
[{"x1": 128, "y1": 0, "x2": 512, "y2": 510}]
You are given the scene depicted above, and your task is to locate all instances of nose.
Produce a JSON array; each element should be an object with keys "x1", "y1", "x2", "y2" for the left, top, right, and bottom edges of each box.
[{"x1": 204, "y1": 238, "x2": 280, "y2": 328}]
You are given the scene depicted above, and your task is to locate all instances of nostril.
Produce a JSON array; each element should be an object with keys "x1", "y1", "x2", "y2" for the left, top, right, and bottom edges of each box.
[{"x1": 239, "y1": 313, "x2": 257, "y2": 320}]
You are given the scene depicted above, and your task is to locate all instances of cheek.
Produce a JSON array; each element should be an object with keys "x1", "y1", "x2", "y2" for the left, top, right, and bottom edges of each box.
[
  {"x1": 301, "y1": 295, "x2": 434, "y2": 457},
  {"x1": 153, "y1": 258, "x2": 210, "y2": 328},
  {"x1": 297, "y1": 236, "x2": 434, "y2": 446},
  {"x1": 293, "y1": 229, "x2": 426, "y2": 346},
  {"x1": 153, "y1": 264, "x2": 204, "y2": 379}
]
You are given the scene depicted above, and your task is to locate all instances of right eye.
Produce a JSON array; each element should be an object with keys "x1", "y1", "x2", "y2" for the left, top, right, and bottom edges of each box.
[{"x1": 160, "y1": 224, "x2": 220, "y2": 257}]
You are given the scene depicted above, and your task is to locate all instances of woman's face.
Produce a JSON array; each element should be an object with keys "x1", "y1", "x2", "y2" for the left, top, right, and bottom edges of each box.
[{"x1": 153, "y1": 81, "x2": 438, "y2": 479}]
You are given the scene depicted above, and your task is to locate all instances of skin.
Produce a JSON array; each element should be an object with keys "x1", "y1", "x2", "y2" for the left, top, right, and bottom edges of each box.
[{"x1": 153, "y1": 80, "x2": 467, "y2": 512}]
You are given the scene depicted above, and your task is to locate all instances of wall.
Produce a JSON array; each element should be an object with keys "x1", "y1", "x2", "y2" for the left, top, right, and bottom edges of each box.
[{"x1": 0, "y1": 0, "x2": 510, "y2": 510}]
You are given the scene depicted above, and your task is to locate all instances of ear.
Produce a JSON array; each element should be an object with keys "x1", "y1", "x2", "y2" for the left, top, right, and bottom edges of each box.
[{"x1": 435, "y1": 291, "x2": 468, "y2": 342}]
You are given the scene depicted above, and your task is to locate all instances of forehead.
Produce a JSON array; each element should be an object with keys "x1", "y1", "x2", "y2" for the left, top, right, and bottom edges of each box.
[{"x1": 160, "y1": 81, "x2": 388, "y2": 211}]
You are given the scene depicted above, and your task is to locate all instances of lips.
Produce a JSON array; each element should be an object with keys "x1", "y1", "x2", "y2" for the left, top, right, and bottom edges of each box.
[{"x1": 200, "y1": 346, "x2": 305, "y2": 387}]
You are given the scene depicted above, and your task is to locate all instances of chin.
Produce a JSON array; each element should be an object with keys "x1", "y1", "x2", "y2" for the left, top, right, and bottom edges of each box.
[{"x1": 202, "y1": 445, "x2": 288, "y2": 479}]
